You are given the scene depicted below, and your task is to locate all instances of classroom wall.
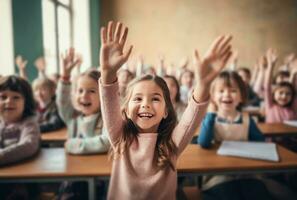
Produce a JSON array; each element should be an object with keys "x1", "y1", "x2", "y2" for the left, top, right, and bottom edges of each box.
[
  {"x1": 100, "y1": 0, "x2": 297, "y2": 68},
  {"x1": 12, "y1": 0, "x2": 44, "y2": 81}
]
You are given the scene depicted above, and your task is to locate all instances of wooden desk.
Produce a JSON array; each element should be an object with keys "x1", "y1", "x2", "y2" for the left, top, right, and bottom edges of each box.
[
  {"x1": 177, "y1": 144, "x2": 297, "y2": 176},
  {"x1": 0, "y1": 148, "x2": 111, "y2": 200},
  {"x1": 258, "y1": 123, "x2": 297, "y2": 137},
  {"x1": 41, "y1": 128, "x2": 67, "y2": 145}
]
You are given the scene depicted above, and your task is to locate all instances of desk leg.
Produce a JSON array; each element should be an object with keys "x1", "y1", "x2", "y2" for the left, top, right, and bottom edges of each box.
[{"x1": 87, "y1": 178, "x2": 96, "y2": 200}]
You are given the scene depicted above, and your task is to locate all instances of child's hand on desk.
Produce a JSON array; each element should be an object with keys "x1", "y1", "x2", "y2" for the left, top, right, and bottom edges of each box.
[{"x1": 100, "y1": 21, "x2": 133, "y2": 84}]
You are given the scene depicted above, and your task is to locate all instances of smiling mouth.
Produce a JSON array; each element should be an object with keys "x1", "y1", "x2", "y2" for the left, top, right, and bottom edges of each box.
[
  {"x1": 80, "y1": 102, "x2": 92, "y2": 108},
  {"x1": 138, "y1": 113, "x2": 154, "y2": 119},
  {"x1": 221, "y1": 100, "x2": 233, "y2": 104},
  {"x1": 4, "y1": 107, "x2": 15, "y2": 111}
]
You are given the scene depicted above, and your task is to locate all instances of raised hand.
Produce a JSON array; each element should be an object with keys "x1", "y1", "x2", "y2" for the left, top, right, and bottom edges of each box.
[
  {"x1": 266, "y1": 48, "x2": 278, "y2": 68},
  {"x1": 194, "y1": 35, "x2": 232, "y2": 86},
  {"x1": 15, "y1": 55, "x2": 28, "y2": 70},
  {"x1": 100, "y1": 21, "x2": 133, "y2": 83},
  {"x1": 61, "y1": 47, "x2": 81, "y2": 77},
  {"x1": 34, "y1": 57, "x2": 46, "y2": 72}
]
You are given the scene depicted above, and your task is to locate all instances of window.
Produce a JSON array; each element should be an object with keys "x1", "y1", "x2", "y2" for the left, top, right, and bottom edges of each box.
[{"x1": 42, "y1": 0, "x2": 73, "y2": 75}]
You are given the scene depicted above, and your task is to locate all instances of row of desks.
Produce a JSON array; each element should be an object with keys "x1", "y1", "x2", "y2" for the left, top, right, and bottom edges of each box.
[
  {"x1": 1, "y1": 144, "x2": 297, "y2": 199},
  {"x1": 41, "y1": 123, "x2": 297, "y2": 145}
]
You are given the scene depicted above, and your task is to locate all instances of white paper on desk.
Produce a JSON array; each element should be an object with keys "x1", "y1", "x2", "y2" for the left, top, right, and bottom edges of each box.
[
  {"x1": 217, "y1": 141, "x2": 279, "y2": 162},
  {"x1": 283, "y1": 120, "x2": 297, "y2": 127},
  {"x1": 242, "y1": 106, "x2": 260, "y2": 112}
]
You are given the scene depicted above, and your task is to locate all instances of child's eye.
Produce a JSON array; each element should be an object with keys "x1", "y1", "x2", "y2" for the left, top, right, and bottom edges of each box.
[
  {"x1": 79, "y1": 89, "x2": 83, "y2": 93},
  {"x1": 0, "y1": 95, "x2": 7, "y2": 100},
  {"x1": 89, "y1": 90, "x2": 96, "y2": 93},
  {"x1": 152, "y1": 97, "x2": 160, "y2": 101},
  {"x1": 13, "y1": 96, "x2": 21, "y2": 100},
  {"x1": 133, "y1": 97, "x2": 142, "y2": 101}
]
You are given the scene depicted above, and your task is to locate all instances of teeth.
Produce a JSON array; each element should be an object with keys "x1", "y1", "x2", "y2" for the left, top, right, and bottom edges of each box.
[{"x1": 139, "y1": 113, "x2": 153, "y2": 117}]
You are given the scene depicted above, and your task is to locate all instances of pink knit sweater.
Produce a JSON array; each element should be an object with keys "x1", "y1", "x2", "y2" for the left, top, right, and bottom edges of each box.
[
  {"x1": 264, "y1": 84, "x2": 297, "y2": 123},
  {"x1": 99, "y1": 80, "x2": 208, "y2": 200}
]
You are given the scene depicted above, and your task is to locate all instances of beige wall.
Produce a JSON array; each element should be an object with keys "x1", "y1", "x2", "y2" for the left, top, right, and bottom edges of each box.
[{"x1": 101, "y1": 0, "x2": 297, "y2": 69}]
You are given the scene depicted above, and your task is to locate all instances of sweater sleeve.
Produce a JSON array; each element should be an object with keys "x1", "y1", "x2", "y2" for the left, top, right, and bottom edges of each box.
[
  {"x1": 99, "y1": 79, "x2": 124, "y2": 147},
  {"x1": 197, "y1": 113, "x2": 216, "y2": 148},
  {"x1": 172, "y1": 96, "x2": 209, "y2": 156},
  {"x1": 65, "y1": 128, "x2": 110, "y2": 154},
  {"x1": 0, "y1": 118, "x2": 40, "y2": 165},
  {"x1": 248, "y1": 117, "x2": 265, "y2": 141},
  {"x1": 56, "y1": 80, "x2": 75, "y2": 123},
  {"x1": 40, "y1": 110, "x2": 65, "y2": 133}
]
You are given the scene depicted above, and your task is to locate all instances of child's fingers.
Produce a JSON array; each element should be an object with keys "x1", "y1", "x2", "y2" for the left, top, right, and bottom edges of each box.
[
  {"x1": 123, "y1": 45, "x2": 133, "y2": 61},
  {"x1": 107, "y1": 21, "x2": 114, "y2": 42},
  {"x1": 208, "y1": 35, "x2": 225, "y2": 54},
  {"x1": 114, "y1": 22, "x2": 122, "y2": 42},
  {"x1": 119, "y1": 27, "x2": 129, "y2": 48},
  {"x1": 219, "y1": 45, "x2": 232, "y2": 59},
  {"x1": 217, "y1": 35, "x2": 232, "y2": 54},
  {"x1": 101, "y1": 27, "x2": 107, "y2": 44},
  {"x1": 221, "y1": 51, "x2": 233, "y2": 69}
]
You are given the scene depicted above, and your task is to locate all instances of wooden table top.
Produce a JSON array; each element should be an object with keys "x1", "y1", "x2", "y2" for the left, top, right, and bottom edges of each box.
[
  {"x1": 0, "y1": 148, "x2": 111, "y2": 178},
  {"x1": 1, "y1": 144, "x2": 297, "y2": 179},
  {"x1": 257, "y1": 123, "x2": 297, "y2": 137},
  {"x1": 177, "y1": 144, "x2": 297, "y2": 174},
  {"x1": 41, "y1": 128, "x2": 67, "y2": 143}
]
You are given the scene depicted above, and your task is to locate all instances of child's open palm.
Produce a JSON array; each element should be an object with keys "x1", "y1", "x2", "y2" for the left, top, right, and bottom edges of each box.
[
  {"x1": 61, "y1": 47, "x2": 81, "y2": 77},
  {"x1": 100, "y1": 21, "x2": 133, "y2": 75},
  {"x1": 15, "y1": 55, "x2": 28, "y2": 70},
  {"x1": 194, "y1": 35, "x2": 232, "y2": 85}
]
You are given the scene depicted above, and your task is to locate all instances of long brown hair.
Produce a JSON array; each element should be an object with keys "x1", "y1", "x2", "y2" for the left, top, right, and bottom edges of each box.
[{"x1": 111, "y1": 75, "x2": 178, "y2": 170}]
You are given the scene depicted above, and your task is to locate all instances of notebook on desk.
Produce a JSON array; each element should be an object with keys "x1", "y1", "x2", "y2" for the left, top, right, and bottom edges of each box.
[
  {"x1": 217, "y1": 141, "x2": 280, "y2": 162},
  {"x1": 283, "y1": 120, "x2": 297, "y2": 127}
]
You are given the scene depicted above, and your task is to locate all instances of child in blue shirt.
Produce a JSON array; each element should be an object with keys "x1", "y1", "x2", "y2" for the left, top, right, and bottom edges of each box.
[{"x1": 197, "y1": 71, "x2": 272, "y2": 200}]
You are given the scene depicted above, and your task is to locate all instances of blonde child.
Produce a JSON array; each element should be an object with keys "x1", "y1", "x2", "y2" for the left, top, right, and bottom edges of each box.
[
  {"x1": 99, "y1": 21, "x2": 232, "y2": 200},
  {"x1": 32, "y1": 77, "x2": 65, "y2": 133},
  {"x1": 56, "y1": 47, "x2": 109, "y2": 155},
  {"x1": 197, "y1": 71, "x2": 271, "y2": 200}
]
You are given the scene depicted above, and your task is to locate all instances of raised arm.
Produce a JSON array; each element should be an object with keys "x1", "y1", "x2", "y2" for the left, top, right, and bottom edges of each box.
[
  {"x1": 264, "y1": 48, "x2": 278, "y2": 107},
  {"x1": 99, "y1": 21, "x2": 133, "y2": 145},
  {"x1": 56, "y1": 48, "x2": 81, "y2": 122},
  {"x1": 289, "y1": 58, "x2": 297, "y2": 90},
  {"x1": 173, "y1": 35, "x2": 233, "y2": 154},
  {"x1": 253, "y1": 56, "x2": 266, "y2": 98},
  {"x1": 34, "y1": 57, "x2": 47, "y2": 78},
  {"x1": 15, "y1": 55, "x2": 28, "y2": 80}
]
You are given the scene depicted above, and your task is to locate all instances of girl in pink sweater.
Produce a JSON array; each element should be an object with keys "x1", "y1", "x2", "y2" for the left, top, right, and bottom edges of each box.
[
  {"x1": 263, "y1": 48, "x2": 297, "y2": 123},
  {"x1": 99, "y1": 21, "x2": 232, "y2": 200}
]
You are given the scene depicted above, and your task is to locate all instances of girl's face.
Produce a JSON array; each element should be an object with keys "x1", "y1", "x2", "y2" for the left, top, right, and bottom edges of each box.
[
  {"x1": 126, "y1": 80, "x2": 167, "y2": 133},
  {"x1": 273, "y1": 86, "x2": 292, "y2": 106},
  {"x1": 34, "y1": 85, "x2": 54, "y2": 106},
  {"x1": 180, "y1": 71, "x2": 193, "y2": 88},
  {"x1": 75, "y1": 76, "x2": 100, "y2": 116},
  {"x1": 212, "y1": 80, "x2": 242, "y2": 112},
  {"x1": 0, "y1": 90, "x2": 25, "y2": 123},
  {"x1": 164, "y1": 77, "x2": 177, "y2": 103}
]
